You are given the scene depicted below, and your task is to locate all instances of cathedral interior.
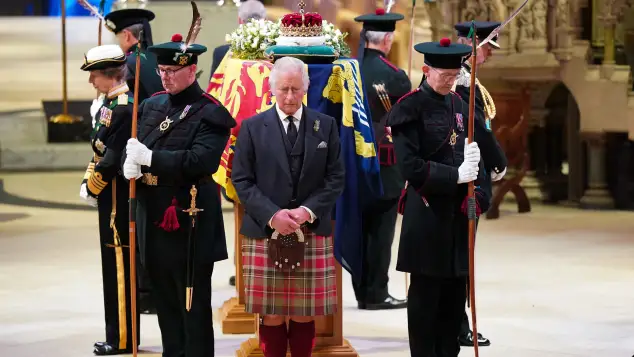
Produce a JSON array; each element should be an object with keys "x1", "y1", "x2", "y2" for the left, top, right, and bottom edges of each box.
[{"x1": 0, "y1": 0, "x2": 634, "y2": 356}]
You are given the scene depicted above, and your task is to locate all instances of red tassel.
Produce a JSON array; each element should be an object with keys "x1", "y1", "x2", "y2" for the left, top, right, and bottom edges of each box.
[
  {"x1": 461, "y1": 195, "x2": 482, "y2": 218},
  {"x1": 158, "y1": 197, "x2": 180, "y2": 232}
]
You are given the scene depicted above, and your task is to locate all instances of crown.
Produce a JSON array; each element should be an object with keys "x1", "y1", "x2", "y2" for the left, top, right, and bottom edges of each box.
[{"x1": 279, "y1": 0, "x2": 323, "y2": 37}]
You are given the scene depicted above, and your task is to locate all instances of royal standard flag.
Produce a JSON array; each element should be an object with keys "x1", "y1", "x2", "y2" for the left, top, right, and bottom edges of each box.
[{"x1": 208, "y1": 57, "x2": 382, "y2": 280}]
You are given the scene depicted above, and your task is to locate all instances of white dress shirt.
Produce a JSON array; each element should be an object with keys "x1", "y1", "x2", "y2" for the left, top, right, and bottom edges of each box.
[{"x1": 268, "y1": 103, "x2": 316, "y2": 228}]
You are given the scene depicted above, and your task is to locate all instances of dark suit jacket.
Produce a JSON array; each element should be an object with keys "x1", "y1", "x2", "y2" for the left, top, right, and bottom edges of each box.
[
  {"x1": 232, "y1": 106, "x2": 345, "y2": 238},
  {"x1": 209, "y1": 44, "x2": 230, "y2": 82}
]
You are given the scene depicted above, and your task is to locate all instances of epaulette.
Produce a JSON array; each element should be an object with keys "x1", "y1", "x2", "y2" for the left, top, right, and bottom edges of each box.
[
  {"x1": 396, "y1": 87, "x2": 421, "y2": 104},
  {"x1": 202, "y1": 92, "x2": 221, "y2": 106},
  {"x1": 117, "y1": 93, "x2": 129, "y2": 106},
  {"x1": 379, "y1": 56, "x2": 399, "y2": 72},
  {"x1": 151, "y1": 91, "x2": 168, "y2": 97}
]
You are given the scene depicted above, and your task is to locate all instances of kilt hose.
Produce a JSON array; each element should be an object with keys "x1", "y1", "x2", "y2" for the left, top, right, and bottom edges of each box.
[{"x1": 242, "y1": 230, "x2": 338, "y2": 317}]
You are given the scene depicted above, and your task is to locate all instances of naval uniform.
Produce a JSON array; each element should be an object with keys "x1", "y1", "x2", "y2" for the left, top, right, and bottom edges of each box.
[
  {"x1": 355, "y1": 47, "x2": 411, "y2": 306},
  {"x1": 82, "y1": 82, "x2": 140, "y2": 355}
]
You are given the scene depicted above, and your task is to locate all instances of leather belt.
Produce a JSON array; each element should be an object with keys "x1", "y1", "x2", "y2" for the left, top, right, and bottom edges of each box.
[{"x1": 141, "y1": 173, "x2": 215, "y2": 187}]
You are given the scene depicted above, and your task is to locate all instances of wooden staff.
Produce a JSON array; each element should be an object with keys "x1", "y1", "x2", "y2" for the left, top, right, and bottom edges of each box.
[
  {"x1": 466, "y1": 20, "x2": 479, "y2": 357},
  {"x1": 61, "y1": 1, "x2": 69, "y2": 116},
  {"x1": 128, "y1": 29, "x2": 143, "y2": 357}
]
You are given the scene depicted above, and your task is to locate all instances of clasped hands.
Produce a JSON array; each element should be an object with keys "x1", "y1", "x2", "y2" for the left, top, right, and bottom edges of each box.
[
  {"x1": 79, "y1": 183, "x2": 98, "y2": 207},
  {"x1": 123, "y1": 138, "x2": 152, "y2": 180},
  {"x1": 270, "y1": 208, "x2": 311, "y2": 236},
  {"x1": 457, "y1": 138, "x2": 481, "y2": 184}
]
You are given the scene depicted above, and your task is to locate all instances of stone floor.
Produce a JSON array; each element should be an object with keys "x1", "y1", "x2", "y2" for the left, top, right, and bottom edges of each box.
[{"x1": 1, "y1": 171, "x2": 634, "y2": 357}]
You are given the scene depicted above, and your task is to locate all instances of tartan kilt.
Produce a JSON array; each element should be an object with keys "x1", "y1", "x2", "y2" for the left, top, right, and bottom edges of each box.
[{"x1": 242, "y1": 229, "x2": 338, "y2": 316}]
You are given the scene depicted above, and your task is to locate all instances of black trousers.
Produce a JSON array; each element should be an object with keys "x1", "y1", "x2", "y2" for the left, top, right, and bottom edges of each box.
[
  {"x1": 353, "y1": 197, "x2": 399, "y2": 303},
  {"x1": 147, "y1": 225, "x2": 215, "y2": 357},
  {"x1": 407, "y1": 274, "x2": 467, "y2": 357},
  {"x1": 97, "y1": 184, "x2": 139, "y2": 350}
]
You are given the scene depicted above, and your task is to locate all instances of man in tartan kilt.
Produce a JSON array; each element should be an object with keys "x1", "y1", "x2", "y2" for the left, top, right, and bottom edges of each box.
[{"x1": 232, "y1": 56, "x2": 345, "y2": 357}]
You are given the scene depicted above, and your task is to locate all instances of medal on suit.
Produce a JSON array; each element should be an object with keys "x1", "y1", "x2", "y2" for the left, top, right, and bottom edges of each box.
[
  {"x1": 456, "y1": 113, "x2": 464, "y2": 132},
  {"x1": 159, "y1": 117, "x2": 173, "y2": 132},
  {"x1": 449, "y1": 130, "x2": 457, "y2": 146},
  {"x1": 313, "y1": 119, "x2": 320, "y2": 132}
]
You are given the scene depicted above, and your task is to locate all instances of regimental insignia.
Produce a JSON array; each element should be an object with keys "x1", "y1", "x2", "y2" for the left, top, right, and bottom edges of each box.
[
  {"x1": 456, "y1": 113, "x2": 464, "y2": 132},
  {"x1": 99, "y1": 107, "x2": 112, "y2": 127},
  {"x1": 313, "y1": 119, "x2": 320, "y2": 132},
  {"x1": 159, "y1": 117, "x2": 174, "y2": 132},
  {"x1": 449, "y1": 130, "x2": 457, "y2": 146},
  {"x1": 173, "y1": 53, "x2": 192, "y2": 66},
  {"x1": 94, "y1": 139, "x2": 106, "y2": 154},
  {"x1": 117, "y1": 93, "x2": 128, "y2": 105}
]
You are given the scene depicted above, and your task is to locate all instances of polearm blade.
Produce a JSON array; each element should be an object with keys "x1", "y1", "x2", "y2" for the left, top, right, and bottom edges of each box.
[
  {"x1": 477, "y1": 0, "x2": 529, "y2": 48},
  {"x1": 467, "y1": 20, "x2": 480, "y2": 357},
  {"x1": 183, "y1": 185, "x2": 203, "y2": 311}
]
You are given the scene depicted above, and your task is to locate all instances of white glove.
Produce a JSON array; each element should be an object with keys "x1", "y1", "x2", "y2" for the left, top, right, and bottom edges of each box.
[
  {"x1": 79, "y1": 183, "x2": 98, "y2": 207},
  {"x1": 126, "y1": 138, "x2": 153, "y2": 167},
  {"x1": 90, "y1": 94, "x2": 105, "y2": 128},
  {"x1": 463, "y1": 139, "x2": 480, "y2": 165},
  {"x1": 123, "y1": 158, "x2": 143, "y2": 180},
  {"x1": 491, "y1": 167, "x2": 507, "y2": 182}
]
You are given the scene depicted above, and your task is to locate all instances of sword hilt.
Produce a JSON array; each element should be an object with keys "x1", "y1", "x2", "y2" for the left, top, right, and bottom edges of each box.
[{"x1": 183, "y1": 185, "x2": 204, "y2": 216}]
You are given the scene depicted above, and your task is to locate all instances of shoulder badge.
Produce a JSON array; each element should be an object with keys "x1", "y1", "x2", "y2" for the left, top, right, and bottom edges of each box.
[
  {"x1": 99, "y1": 107, "x2": 112, "y2": 127},
  {"x1": 151, "y1": 91, "x2": 168, "y2": 97},
  {"x1": 396, "y1": 87, "x2": 421, "y2": 105},
  {"x1": 117, "y1": 93, "x2": 129, "y2": 106},
  {"x1": 202, "y1": 92, "x2": 221, "y2": 106},
  {"x1": 379, "y1": 56, "x2": 399, "y2": 72},
  {"x1": 94, "y1": 138, "x2": 106, "y2": 153}
]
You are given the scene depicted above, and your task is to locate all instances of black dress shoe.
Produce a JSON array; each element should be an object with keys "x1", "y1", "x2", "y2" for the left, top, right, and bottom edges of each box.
[
  {"x1": 358, "y1": 295, "x2": 407, "y2": 310},
  {"x1": 458, "y1": 331, "x2": 491, "y2": 347},
  {"x1": 229, "y1": 275, "x2": 236, "y2": 286},
  {"x1": 93, "y1": 342, "x2": 130, "y2": 355}
]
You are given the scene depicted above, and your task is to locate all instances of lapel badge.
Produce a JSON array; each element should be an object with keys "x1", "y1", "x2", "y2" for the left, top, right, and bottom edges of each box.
[
  {"x1": 159, "y1": 117, "x2": 174, "y2": 132},
  {"x1": 313, "y1": 119, "x2": 320, "y2": 132},
  {"x1": 456, "y1": 113, "x2": 464, "y2": 132},
  {"x1": 485, "y1": 118, "x2": 492, "y2": 131},
  {"x1": 179, "y1": 105, "x2": 192, "y2": 120},
  {"x1": 449, "y1": 130, "x2": 457, "y2": 146}
]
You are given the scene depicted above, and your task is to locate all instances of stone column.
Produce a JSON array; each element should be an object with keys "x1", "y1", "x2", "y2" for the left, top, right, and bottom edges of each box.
[
  {"x1": 580, "y1": 132, "x2": 615, "y2": 209},
  {"x1": 522, "y1": 108, "x2": 549, "y2": 202}
]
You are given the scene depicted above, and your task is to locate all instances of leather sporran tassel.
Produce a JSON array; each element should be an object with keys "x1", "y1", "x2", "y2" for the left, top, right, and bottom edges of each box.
[{"x1": 158, "y1": 197, "x2": 180, "y2": 232}]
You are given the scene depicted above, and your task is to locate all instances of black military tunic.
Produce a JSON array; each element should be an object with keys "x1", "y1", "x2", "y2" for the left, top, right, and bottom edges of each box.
[
  {"x1": 354, "y1": 47, "x2": 411, "y2": 305},
  {"x1": 82, "y1": 83, "x2": 140, "y2": 353},
  {"x1": 387, "y1": 80, "x2": 490, "y2": 357},
  {"x1": 125, "y1": 44, "x2": 164, "y2": 103},
  {"x1": 130, "y1": 81, "x2": 236, "y2": 357}
]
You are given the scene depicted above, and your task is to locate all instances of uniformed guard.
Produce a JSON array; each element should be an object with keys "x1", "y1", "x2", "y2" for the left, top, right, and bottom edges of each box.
[
  {"x1": 122, "y1": 32, "x2": 237, "y2": 356},
  {"x1": 453, "y1": 20, "x2": 509, "y2": 348},
  {"x1": 386, "y1": 38, "x2": 491, "y2": 357},
  {"x1": 104, "y1": 7, "x2": 165, "y2": 314},
  {"x1": 104, "y1": 8, "x2": 164, "y2": 103},
  {"x1": 78, "y1": 44, "x2": 140, "y2": 356},
  {"x1": 352, "y1": 8, "x2": 410, "y2": 310}
]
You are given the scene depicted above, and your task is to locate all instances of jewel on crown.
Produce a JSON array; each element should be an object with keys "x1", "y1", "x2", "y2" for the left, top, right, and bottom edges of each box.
[{"x1": 279, "y1": 0, "x2": 323, "y2": 37}]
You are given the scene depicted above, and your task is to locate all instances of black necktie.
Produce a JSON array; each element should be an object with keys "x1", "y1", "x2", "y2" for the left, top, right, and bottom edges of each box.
[{"x1": 286, "y1": 116, "x2": 297, "y2": 146}]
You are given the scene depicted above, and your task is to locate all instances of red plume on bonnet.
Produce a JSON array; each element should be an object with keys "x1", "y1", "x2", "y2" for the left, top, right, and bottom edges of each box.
[
  {"x1": 171, "y1": 33, "x2": 183, "y2": 42},
  {"x1": 375, "y1": 8, "x2": 386, "y2": 15},
  {"x1": 439, "y1": 37, "x2": 451, "y2": 47}
]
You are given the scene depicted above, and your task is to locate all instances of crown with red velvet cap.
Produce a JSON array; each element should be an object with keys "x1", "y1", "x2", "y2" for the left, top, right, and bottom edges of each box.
[
  {"x1": 279, "y1": 0, "x2": 324, "y2": 37},
  {"x1": 354, "y1": 8, "x2": 404, "y2": 32}
]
